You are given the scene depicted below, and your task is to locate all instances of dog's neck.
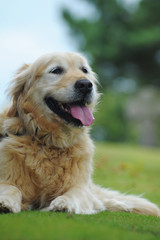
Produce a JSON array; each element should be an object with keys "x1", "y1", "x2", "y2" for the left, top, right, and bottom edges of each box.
[{"x1": 33, "y1": 124, "x2": 87, "y2": 148}]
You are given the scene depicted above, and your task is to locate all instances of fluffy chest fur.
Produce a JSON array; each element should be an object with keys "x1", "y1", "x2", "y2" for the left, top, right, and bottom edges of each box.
[{"x1": 0, "y1": 133, "x2": 94, "y2": 209}]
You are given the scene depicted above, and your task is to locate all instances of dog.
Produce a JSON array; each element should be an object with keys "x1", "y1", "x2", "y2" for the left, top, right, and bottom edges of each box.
[{"x1": 0, "y1": 52, "x2": 159, "y2": 216}]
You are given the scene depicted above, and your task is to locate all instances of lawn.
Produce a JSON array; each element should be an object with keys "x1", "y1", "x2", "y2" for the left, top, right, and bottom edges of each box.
[{"x1": 0, "y1": 143, "x2": 160, "y2": 240}]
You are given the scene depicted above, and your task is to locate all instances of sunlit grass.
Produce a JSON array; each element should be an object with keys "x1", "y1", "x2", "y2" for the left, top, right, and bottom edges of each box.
[
  {"x1": 0, "y1": 142, "x2": 160, "y2": 240},
  {"x1": 94, "y1": 143, "x2": 160, "y2": 204}
]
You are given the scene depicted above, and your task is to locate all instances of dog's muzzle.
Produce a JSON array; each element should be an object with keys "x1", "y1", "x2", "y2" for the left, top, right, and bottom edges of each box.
[{"x1": 44, "y1": 79, "x2": 95, "y2": 127}]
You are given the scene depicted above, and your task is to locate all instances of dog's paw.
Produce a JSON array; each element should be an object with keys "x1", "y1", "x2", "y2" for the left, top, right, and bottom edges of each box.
[
  {"x1": 0, "y1": 197, "x2": 21, "y2": 213},
  {"x1": 47, "y1": 196, "x2": 76, "y2": 213},
  {"x1": 0, "y1": 203, "x2": 11, "y2": 213},
  {"x1": 42, "y1": 195, "x2": 105, "y2": 214}
]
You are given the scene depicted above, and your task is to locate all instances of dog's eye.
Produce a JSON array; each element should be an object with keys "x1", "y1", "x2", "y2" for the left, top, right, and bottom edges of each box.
[
  {"x1": 81, "y1": 67, "x2": 88, "y2": 74},
  {"x1": 49, "y1": 67, "x2": 64, "y2": 74}
]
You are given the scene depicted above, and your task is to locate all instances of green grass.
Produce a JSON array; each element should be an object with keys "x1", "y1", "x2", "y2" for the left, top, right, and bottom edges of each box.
[
  {"x1": 0, "y1": 143, "x2": 160, "y2": 240},
  {"x1": 94, "y1": 143, "x2": 160, "y2": 204}
]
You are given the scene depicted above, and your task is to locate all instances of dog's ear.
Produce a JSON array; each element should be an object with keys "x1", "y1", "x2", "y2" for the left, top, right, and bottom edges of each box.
[{"x1": 7, "y1": 63, "x2": 31, "y2": 117}]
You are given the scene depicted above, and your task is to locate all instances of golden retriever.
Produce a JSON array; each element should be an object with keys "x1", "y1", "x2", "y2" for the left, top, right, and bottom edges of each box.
[{"x1": 0, "y1": 52, "x2": 159, "y2": 215}]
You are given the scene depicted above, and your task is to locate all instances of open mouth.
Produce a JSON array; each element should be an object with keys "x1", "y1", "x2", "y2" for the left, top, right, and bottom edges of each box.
[{"x1": 44, "y1": 97, "x2": 94, "y2": 127}]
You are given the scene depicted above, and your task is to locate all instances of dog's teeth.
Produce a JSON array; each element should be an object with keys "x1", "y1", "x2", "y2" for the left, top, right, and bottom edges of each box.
[
  {"x1": 62, "y1": 103, "x2": 67, "y2": 112},
  {"x1": 57, "y1": 102, "x2": 70, "y2": 112}
]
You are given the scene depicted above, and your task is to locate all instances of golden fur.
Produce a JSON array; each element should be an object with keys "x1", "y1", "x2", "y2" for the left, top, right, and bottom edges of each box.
[{"x1": 0, "y1": 52, "x2": 159, "y2": 215}]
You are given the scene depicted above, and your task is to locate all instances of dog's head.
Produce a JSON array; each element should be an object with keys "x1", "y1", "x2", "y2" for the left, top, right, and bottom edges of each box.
[{"x1": 7, "y1": 52, "x2": 99, "y2": 146}]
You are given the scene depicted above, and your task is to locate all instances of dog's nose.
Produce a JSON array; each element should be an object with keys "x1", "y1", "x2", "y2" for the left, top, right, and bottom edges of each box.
[{"x1": 75, "y1": 79, "x2": 93, "y2": 94}]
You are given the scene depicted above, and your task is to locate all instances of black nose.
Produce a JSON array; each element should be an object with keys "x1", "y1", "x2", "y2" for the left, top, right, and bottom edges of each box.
[{"x1": 75, "y1": 79, "x2": 93, "y2": 94}]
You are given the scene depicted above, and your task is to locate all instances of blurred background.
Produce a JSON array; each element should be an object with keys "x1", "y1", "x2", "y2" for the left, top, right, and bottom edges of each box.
[{"x1": 1, "y1": 0, "x2": 160, "y2": 147}]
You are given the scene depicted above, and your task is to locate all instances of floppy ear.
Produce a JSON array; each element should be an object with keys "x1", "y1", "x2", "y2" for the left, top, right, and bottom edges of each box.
[{"x1": 7, "y1": 64, "x2": 31, "y2": 117}]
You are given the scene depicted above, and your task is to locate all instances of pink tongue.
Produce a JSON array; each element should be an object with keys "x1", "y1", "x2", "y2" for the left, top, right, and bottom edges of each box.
[{"x1": 70, "y1": 105, "x2": 94, "y2": 126}]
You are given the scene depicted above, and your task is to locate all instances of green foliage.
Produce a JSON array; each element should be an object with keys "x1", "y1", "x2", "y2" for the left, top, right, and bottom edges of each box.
[
  {"x1": 0, "y1": 143, "x2": 160, "y2": 240},
  {"x1": 62, "y1": 0, "x2": 160, "y2": 87}
]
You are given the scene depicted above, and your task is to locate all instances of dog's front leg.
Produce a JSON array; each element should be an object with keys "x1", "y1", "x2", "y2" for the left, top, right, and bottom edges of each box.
[
  {"x1": 42, "y1": 185, "x2": 105, "y2": 214},
  {"x1": 0, "y1": 184, "x2": 22, "y2": 213}
]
